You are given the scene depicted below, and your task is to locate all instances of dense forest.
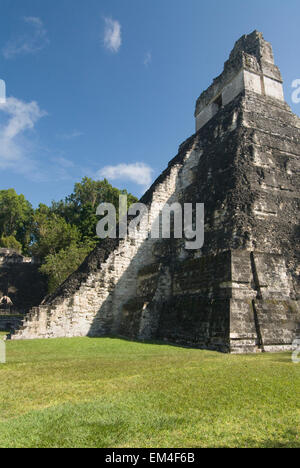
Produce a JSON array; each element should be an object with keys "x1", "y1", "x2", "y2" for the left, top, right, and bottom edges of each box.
[{"x1": 0, "y1": 177, "x2": 137, "y2": 293}]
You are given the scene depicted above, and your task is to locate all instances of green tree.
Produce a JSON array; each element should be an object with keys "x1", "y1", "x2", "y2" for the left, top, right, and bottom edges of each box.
[
  {"x1": 0, "y1": 178, "x2": 139, "y2": 293},
  {"x1": 31, "y1": 206, "x2": 81, "y2": 258},
  {"x1": 40, "y1": 243, "x2": 93, "y2": 293},
  {"x1": 0, "y1": 235, "x2": 22, "y2": 252},
  {"x1": 52, "y1": 177, "x2": 138, "y2": 242},
  {"x1": 0, "y1": 189, "x2": 33, "y2": 253},
  {"x1": 39, "y1": 178, "x2": 138, "y2": 293}
]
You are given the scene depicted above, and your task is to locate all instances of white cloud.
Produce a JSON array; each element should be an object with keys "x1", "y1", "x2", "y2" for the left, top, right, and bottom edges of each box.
[
  {"x1": 0, "y1": 97, "x2": 46, "y2": 173},
  {"x1": 103, "y1": 17, "x2": 122, "y2": 53},
  {"x1": 52, "y1": 157, "x2": 75, "y2": 168},
  {"x1": 24, "y1": 16, "x2": 44, "y2": 28},
  {"x1": 98, "y1": 162, "x2": 154, "y2": 188},
  {"x1": 144, "y1": 52, "x2": 152, "y2": 67},
  {"x1": 3, "y1": 16, "x2": 49, "y2": 59},
  {"x1": 57, "y1": 130, "x2": 83, "y2": 140}
]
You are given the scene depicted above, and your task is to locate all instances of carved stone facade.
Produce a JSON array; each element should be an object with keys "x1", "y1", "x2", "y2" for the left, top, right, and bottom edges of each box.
[{"x1": 10, "y1": 31, "x2": 300, "y2": 353}]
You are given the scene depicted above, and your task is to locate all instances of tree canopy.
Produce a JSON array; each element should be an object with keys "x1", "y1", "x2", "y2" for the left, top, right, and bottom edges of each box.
[
  {"x1": 0, "y1": 178, "x2": 138, "y2": 293},
  {"x1": 0, "y1": 189, "x2": 33, "y2": 254}
]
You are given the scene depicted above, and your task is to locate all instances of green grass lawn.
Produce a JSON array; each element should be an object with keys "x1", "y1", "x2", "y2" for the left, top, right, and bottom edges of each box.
[{"x1": 0, "y1": 336, "x2": 299, "y2": 448}]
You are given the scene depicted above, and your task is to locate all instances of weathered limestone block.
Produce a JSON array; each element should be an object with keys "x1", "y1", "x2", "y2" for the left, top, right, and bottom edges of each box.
[
  {"x1": 254, "y1": 300, "x2": 300, "y2": 352},
  {"x1": 229, "y1": 299, "x2": 258, "y2": 353},
  {"x1": 155, "y1": 296, "x2": 231, "y2": 352}
]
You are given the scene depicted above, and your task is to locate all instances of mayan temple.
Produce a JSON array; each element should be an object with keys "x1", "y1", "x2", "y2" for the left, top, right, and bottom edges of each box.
[{"x1": 11, "y1": 31, "x2": 300, "y2": 353}]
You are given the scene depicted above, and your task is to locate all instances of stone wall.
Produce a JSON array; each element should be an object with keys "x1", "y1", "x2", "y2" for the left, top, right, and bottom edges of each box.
[
  {"x1": 12, "y1": 135, "x2": 199, "y2": 340},
  {"x1": 10, "y1": 31, "x2": 300, "y2": 353},
  {"x1": 0, "y1": 309, "x2": 24, "y2": 332}
]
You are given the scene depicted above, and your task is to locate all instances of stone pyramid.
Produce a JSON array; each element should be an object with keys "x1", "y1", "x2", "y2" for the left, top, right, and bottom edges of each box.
[{"x1": 11, "y1": 31, "x2": 300, "y2": 353}]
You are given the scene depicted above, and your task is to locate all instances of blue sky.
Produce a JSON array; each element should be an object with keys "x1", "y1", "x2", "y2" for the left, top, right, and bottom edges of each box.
[{"x1": 0, "y1": 0, "x2": 299, "y2": 207}]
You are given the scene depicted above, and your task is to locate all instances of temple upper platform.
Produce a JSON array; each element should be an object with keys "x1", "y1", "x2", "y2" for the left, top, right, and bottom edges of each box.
[{"x1": 195, "y1": 31, "x2": 284, "y2": 131}]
